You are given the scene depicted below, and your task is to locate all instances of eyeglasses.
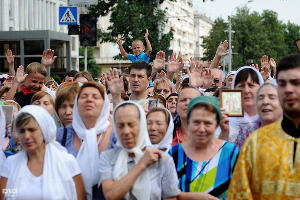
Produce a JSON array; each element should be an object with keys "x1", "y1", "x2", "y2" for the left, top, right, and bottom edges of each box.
[{"x1": 213, "y1": 79, "x2": 220, "y2": 84}]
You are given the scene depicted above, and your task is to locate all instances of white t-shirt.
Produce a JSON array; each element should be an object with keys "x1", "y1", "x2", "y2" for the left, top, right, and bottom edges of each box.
[{"x1": 1, "y1": 153, "x2": 81, "y2": 200}]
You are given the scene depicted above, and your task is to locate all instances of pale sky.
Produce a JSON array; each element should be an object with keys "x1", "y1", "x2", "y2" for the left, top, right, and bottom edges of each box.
[{"x1": 194, "y1": 0, "x2": 300, "y2": 25}]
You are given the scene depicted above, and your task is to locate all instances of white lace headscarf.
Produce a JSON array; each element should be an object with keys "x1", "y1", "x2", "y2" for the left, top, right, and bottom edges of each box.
[
  {"x1": 6, "y1": 105, "x2": 78, "y2": 199},
  {"x1": 231, "y1": 66, "x2": 264, "y2": 89},
  {"x1": 72, "y1": 84, "x2": 110, "y2": 200},
  {"x1": 229, "y1": 66, "x2": 264, "y2": 148},
  {"x1": 113, "y1": 101, "x2": 152, "y2": 200},
  {"x1": 149, "y1": 108, "x2": 174, "y2": 152},
  {"x1": 0, "y1": 106, "x2": 6, "y2": 170}
]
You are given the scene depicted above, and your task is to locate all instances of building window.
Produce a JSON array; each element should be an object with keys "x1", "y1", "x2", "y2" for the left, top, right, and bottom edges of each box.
[{"x1": 0, "y1": 41, "x2": 20, "y2": 72}]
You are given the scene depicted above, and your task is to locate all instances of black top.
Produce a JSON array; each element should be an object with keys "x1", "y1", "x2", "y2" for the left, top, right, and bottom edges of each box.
[
  {"x1": 281, "y1": 115, "x2": 300, "y2": 165},
  {"x1": 281, "y1": 115, "x2": 300, "y2": 138},
  {"x1": 14, "y1": 91, "x2": 35, "y2": 108}
]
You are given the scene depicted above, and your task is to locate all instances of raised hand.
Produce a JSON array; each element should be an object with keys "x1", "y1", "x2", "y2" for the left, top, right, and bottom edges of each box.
[
  {"x1": 269, "y1": 58, "x2": 276, "y2": 68},
  {"x1": 187, "y1": 58, "x2": 203, "y2": 88},
  {"x1": 105, "y1": 68, "x2": 123, "y2": 97},
  {"x1": 250, "y1": 63, "x2": 259, "y2": 71},
  {"x1": 144, "y1": 29, "x2": 149, "y2": 39},
  {"x1": 260, "y1": 55, "x2": 270, "y2": 81},
  {"x1": 3, "y1": 76, "x2": 14, "y2": 88},
  {"x1": 201, "y1": 68, "x2": 214, "y2": 89},
  {"x1": 116, "y1": 38, "x2": 122, "y2": 46},
  {"x1": 41, "y1": 49, "x2": 57, "y2": 68},
  {"x1": 216, "y1": 40, "x2": 229, "y2": 57},
  {"x1": 187, "y1": 58, "x2": 214, "y2": 89},
  {"x1": 100, "y1": 72, "x2": 106, "y2": 87},
  {"x1": 15, "y1": 65, "x2": 27, "y2": 83},
  {"x1": 167, "y1": 53, "x2": 183, "y2": 73},
  {"x1": 157, "y1": 70, "x2": 166, "y2": 79},
  {"x1": 269, "y1": 58, "x2": 276, "y2": 78},
  {"x1": 152, "y1": 51, "x2": 165, "y2": 73},
  {"x1": 5, "y1": 49, "x2": 15, "y2": 65},
  {"x1": 260, "y1": 55, "x2": 270, "y2": 71}
]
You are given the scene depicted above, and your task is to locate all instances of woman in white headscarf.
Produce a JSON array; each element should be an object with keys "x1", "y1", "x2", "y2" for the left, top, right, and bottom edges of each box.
[
  {"x1": 0, "y1": 106, "x2": 6, "y2": 169},
  {"x1": 99, "y1": 101, "x2": 181, "y2": 200},
  {"x1": 229, "y1": 66, "x2": 264, "y2": 148},
  {"x1": 146, "y1": 107, "x2": 174, "y2": 152},
  {"x1": 57, "y1": 81, "x2": 112, "y2": 200},
  {"x1": 0, "y1": 105, "x2": 85, "y2": 199}
]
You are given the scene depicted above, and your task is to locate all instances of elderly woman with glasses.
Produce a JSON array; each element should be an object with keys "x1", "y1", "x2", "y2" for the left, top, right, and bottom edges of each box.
[{"x1": 153, "y1": 78, "x2": 175, "y2": 99}]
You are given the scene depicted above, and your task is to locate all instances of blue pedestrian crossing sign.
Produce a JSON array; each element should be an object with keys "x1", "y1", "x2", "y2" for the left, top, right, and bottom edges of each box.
[{"x1": 59, "y1": 6, "x2": 77, "y2": 25}]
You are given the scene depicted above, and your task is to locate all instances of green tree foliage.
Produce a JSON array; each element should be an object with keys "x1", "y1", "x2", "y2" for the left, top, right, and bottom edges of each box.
[
  {"x1": 52, "y1": 75, "x2": 62, "y2": 84},
  {"x1": 283, "y1": 22, "x2": 300, "y2": 54},
  {"x1": 89, "y1": 0, "x2": 117, "y2": 16},
  {"x1": 201, "y1": 18, "x2": 227, "y2": 61},
  {"x1": 202, "y1": 8, "x2": 300, "y2": 69},
  {"x1": 79, "y1": 47, "x2": 101, "y2": 78},
  {"x1": 89, "y1": 0, "x2": 173, "y2": 61}
]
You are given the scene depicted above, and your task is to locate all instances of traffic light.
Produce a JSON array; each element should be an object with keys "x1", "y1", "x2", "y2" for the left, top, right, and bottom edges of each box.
[
  {"x1": 68, "y1": 25, "x2": 79, "y2": 35},
  {"x1": 79, "y1": 14, "x2": 97, "y2": 46}
]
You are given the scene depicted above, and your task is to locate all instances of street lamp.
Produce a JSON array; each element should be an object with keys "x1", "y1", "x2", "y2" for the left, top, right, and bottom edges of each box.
[{"x1": 227, "y1": 0, "x2": 254, "y2": 72}]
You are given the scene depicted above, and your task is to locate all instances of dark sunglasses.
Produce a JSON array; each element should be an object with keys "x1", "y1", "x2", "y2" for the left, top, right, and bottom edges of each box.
[{"x1": 213, "y1": 79, "x2": 220, "y2": 83}]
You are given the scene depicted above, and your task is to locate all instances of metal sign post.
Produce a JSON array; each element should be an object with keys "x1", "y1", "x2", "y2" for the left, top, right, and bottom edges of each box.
[{"x1": 84, "y1": 46, "x2": 87, "y2": 71}]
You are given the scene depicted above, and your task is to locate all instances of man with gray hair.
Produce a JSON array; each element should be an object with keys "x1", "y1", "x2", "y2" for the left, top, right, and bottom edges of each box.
[{"x1": 211, "y1": 68, "x2": 225, "y2": 87}]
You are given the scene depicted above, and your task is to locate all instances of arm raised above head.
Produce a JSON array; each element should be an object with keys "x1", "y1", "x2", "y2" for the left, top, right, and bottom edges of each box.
[{"x1": 116, "y1": 38, "x2": 128, "y2": 59}]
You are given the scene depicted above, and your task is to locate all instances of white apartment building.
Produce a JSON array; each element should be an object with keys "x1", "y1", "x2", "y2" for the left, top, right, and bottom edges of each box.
[
  {"x1": 0, "y1": 0, "x2": 80, "y2": 75},
  {"x1": 160, "y1": 0, "x2": 195, "y2": 60},
  {"x1": 93, "y1": 0, "x2": 213, "y2": 67},
  {"x1": 194, "y1": 14, "x2": 213, "y2": 60}
]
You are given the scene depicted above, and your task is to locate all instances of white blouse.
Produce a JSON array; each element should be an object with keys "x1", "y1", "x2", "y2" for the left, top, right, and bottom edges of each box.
[
  {"x1": 99, "y1": 147, "x2": 181, "y2": 200},
  {"x1": 1, "y1": 153, "x2": 81, "y2": 200}
]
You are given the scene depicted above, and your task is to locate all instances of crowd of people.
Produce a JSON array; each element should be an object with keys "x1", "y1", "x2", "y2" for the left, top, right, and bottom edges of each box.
[{"x1": 0, "y1": 31, "x2": 299, "y2": 200}]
